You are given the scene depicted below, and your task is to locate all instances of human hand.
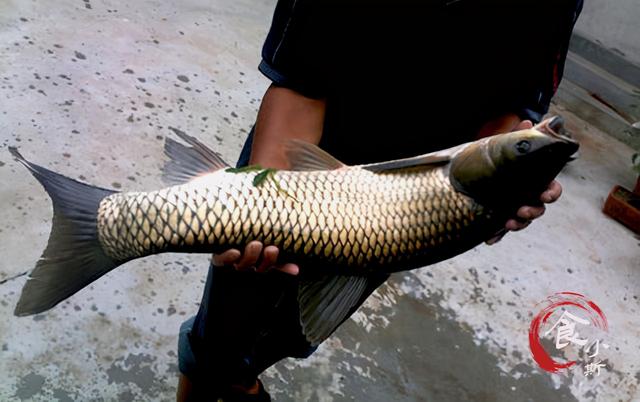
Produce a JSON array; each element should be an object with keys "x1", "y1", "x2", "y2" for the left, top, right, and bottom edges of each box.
[
  {"x1": 484, "y1": 119, "x2": 563, "y2": 245},
  {"x1": 212, "y1": 241, "x2": 300, "y2": 275}
]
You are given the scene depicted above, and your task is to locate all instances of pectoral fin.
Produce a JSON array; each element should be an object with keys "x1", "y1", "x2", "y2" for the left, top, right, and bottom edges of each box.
[{"x1": 298, "y1": 274, "x2": 388, "y2": 346}]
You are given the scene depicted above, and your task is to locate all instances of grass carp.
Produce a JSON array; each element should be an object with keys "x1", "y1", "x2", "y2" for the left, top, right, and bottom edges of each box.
[{"x1": 10, "y1": 116, "x2": 578, "y2": 345}]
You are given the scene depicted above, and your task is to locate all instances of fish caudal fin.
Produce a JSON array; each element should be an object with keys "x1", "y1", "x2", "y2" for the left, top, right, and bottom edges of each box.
[{"x1": 9, "y1": 147, "x2": 118, "y2": 316}]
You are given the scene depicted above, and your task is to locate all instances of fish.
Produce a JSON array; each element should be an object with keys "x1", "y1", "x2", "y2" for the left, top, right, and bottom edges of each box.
[{"x1": 9, "y1": 116, "x2": 578, "y2": 345}]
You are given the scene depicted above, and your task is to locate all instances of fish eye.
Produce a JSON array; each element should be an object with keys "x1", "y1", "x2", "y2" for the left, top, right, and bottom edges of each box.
[{"x1": 515, "y1": 140, "x2": 531, "y2": 154}]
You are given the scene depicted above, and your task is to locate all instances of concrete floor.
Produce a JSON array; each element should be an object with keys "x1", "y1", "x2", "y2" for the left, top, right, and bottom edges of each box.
[{"x1": 1, "y1": 1, "x2": 639, "y2": 401}]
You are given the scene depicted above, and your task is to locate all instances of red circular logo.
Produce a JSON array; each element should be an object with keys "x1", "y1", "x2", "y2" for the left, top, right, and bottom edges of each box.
[{"x1": 529, "y1": 292, "x2": 608, "y2": 373}]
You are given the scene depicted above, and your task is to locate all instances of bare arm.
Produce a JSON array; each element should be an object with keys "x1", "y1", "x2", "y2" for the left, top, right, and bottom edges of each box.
[
  {"x1": 212, "y1": 84, "x2": 326, "y2": 274},
  {"x1": 249, "y1": 85, "x2": 325, "y2": 168}
]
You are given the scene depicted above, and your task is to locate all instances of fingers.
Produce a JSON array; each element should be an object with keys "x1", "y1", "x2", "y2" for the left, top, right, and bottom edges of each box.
[
  {"x1": 253, "y1": 244, "x2": 300, "y2": 275},
  {"x1": 256, "y1": 245, "x2": 279, "y2": 273},
  {"x1": 517, "y1": 205, "x2": 545, "y2": 221},
  {"x1": 503, "y1": 181, "x2": 561, "y2": 231},
  {"x1": 515, "y1": 119, "x2": 534, "y2": 130},
  {"x1": 212, "y1": 241, "x2": 300, "y2": 276},
  {"x1": 494, "y1": 180, "x2": 562, "y2": 242},
  {"x1": 278, "y1": 263, "x2": 300, "y2": 276},
  {"x1": 234, "y1": 241, "x2": 264, "y2": 271},
  {"x1": 504, "y1": 204, "x2": 546, "y2": 231},
  {"x1": 485, "y1": 228, "x2": 507, "y2": 245},
  {"x1": 254, "y1": 244, "x2": 300, "y2": 275},
  {"x1": 212, "y1": 248, "x2": 241, "y2": 267},
  {"x1": 540, "y1": 180, "x2": 562, "y2": 204},
  {"x1": 505, "y1": 218, "x2": 531, "y2": 232}
]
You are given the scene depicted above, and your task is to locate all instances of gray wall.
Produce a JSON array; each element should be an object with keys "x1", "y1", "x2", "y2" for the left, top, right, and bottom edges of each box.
[{"x1": 574, "y1": 0, "x2": 640, "y2": 66}]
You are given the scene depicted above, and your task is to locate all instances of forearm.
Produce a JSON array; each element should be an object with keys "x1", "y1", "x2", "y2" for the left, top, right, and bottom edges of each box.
[{"x1": 250, "y1": 84, "x2": 326, "y2": 169}]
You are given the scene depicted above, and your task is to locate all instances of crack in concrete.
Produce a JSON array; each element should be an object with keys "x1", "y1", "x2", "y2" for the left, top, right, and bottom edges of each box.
[{"x1": 0, "y1": 270, "x2": 28, "y2": 286}]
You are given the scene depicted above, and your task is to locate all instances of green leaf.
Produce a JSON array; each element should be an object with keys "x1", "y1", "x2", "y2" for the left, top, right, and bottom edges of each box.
[
  {"x1": 249, "y1": 168, "x2": 298, "y2": 201},
  {"x1": 252, "y1": 168, "x2": 274, "y2": 186},
  {"x1": 226, "y1": 165, "x2": 263, "y2": 174}
]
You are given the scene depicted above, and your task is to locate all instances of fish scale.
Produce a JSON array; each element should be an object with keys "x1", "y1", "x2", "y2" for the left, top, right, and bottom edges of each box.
[{"x1": 96, "y1": 166, "x2": 483, "y2": 271}]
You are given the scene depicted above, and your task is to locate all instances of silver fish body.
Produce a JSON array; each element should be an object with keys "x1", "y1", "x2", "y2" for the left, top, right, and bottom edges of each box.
[{"x1": 96, "y1": 163, "x2": 488, "y2": 273}]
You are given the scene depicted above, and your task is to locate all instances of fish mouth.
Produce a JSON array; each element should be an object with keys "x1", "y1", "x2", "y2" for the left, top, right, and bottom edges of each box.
[{"x1": 535, "y1": 116, "x2": 580, "y2": 159}]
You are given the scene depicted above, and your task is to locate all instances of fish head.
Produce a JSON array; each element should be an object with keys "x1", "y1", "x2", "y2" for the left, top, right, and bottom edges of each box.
[{"x1": 449, "y1": 116, "x2": 579, "y2": 208}]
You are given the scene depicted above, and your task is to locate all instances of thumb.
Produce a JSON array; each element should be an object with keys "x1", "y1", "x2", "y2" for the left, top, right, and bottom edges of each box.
[{"x1": 515, "y1": 120, "x2": 534, "y2": 130}]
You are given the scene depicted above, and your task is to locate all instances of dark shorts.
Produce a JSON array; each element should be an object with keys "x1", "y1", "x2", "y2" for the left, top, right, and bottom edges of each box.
[
  {"x1": 178, "y1": 316, "x2": 198, "y2": 378},
  {"x1": 177, "y1": 268, "x2": 317, "y2": 384}
]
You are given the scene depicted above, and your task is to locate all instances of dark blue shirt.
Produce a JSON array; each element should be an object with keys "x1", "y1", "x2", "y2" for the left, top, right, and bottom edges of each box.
[{"x1": 259, "y1": 0, "x2": 583, "y2": 164}]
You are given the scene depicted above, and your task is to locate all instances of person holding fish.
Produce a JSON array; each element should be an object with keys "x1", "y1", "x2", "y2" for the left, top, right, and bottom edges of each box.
[
  {"x1": 5, "y1": 0, "x2": 582, "y2": 401},
  {"x1": 175, "y1": 0, "x2": 584, "y2": 400}
]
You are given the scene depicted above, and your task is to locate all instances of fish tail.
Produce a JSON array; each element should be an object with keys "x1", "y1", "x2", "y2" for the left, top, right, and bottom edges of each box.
[{"x1": 9, "y1": 147, "x2": 118, "y2": 316}]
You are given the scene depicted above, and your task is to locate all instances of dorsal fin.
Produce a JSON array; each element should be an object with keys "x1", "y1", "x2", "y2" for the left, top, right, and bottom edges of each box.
[
  {"x1": 284, "y1": 140, "x2": 346, "y2": 171},
  {"x1": 361, "y1": 142, "x2": 470, "y2": 173},
  {"x1": 162, "y1": 127, "x2": 229, "y2": 185}
]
